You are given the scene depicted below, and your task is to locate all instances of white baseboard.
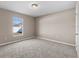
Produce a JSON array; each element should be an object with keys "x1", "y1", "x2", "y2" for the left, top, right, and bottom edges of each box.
[
  {"x1": 37, "y1": 36, "x2": 75, "y2": 47},
  {"x1": 0, "y1": 36, "x2": 34, "y2": 46},
  {"x1": 0, "y1": 36, "x2": 75, "y2": 47}
]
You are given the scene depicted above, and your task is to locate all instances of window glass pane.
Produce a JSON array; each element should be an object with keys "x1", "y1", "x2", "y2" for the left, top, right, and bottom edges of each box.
[{"x1": 12, "y1": 16, "x2": 23, "y2": 35}]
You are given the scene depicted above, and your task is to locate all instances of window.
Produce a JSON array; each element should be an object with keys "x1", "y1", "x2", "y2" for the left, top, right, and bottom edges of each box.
[{"x1": 12, "y1": 16, "x2": 23, "y2": 36}]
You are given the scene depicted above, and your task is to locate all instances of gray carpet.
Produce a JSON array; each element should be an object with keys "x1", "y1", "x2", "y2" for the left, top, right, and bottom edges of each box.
[{"x1": 0, "y1": 39, "x2": 77, "y2": 58}]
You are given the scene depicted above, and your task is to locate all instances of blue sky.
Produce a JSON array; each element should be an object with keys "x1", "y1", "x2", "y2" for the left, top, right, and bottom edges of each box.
[{"x1": 13, "y1": 16, "x2": 22, "y2": 25}]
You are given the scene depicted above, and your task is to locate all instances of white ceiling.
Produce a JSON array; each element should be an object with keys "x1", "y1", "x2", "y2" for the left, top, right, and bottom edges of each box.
[{"x1": 0, "y1": 1, "x2": 76, "y2": 17}]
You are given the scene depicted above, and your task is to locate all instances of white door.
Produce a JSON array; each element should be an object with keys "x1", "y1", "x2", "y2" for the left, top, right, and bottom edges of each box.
[{"x1": 76, "y1": 2, "x2": 79, "y2": 57}]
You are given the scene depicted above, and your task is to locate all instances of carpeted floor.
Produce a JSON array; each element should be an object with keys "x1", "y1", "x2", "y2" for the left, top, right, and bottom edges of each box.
[{"x1": 0, "y1": 39, "x2": 77, "y2": 58}]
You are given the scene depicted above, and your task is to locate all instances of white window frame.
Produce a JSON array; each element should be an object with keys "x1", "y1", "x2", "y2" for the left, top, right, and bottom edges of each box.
[{"x1": 12, "y1": 16, "x2": 24, "y2": 37}]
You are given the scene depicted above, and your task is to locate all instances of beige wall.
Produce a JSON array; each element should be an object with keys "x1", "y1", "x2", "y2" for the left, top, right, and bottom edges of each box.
[
  {"x1": 0, "y1": 9, "x2": 35, "y2": 44},
  {"x1": 0, "y1": 8, "x2": 75, "y2": 46},
  {"x1": 36, "y1": 9, "x2": 75, "y2": 45}
]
